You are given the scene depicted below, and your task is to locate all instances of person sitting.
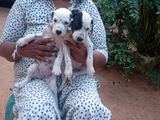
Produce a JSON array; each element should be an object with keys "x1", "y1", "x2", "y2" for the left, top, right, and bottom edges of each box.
[{"x1": 0, "y1": 0, "x2": 112, "y2": 119}]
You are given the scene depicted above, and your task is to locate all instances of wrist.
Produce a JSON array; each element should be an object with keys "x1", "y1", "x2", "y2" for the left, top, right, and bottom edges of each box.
[{"x1": 12, "y1": 44, "x2": 21, "y2": 61}]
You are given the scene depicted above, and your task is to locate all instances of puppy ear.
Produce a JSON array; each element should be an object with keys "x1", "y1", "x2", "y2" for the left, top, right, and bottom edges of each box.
[
  {"x1": 71, "y1": 9, "x2": 81, "y2": 16},
  {"x1": 51, "y1": 11, "x2": 54, "y2": 19},
  {"x1": 91, "y1": 19, "x2": 94, "y2": 33},
  {"x1": 43, "y1": 24, "x2": 53, "y2": 38},
  {"x1": 47, "y1": 11, "x2": 54, "y2": 23}
]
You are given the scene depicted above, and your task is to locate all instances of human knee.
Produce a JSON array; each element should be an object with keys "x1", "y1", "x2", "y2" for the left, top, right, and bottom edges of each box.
[{"x1": 67, "y1": 100, "x2": 112, "y2": 120}]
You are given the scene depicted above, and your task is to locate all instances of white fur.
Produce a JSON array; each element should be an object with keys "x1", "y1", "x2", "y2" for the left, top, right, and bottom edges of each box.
[
  {"x1": 72, "y1": 11, "x2": 95, "y2": 76},
  {"x1": 51, "y1": 8, "x2": 73, "y2": 78},
  {"x1": 58, "y1": 10, "x2": 95, "y2": 91}
]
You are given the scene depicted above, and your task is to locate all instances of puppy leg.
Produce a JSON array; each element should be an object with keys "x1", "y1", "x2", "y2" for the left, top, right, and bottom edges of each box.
[
  {"x1": 63, "y1": 43, "x2": 73, "y2": 79},
  {"x1": 14, "y1": 63, "x2": 39, "y2": 88},
  {"x1": 16, "y1": 34, "x2": 41, "y2": 47},
  {"x1": 52, "y1": 47, "x2": 63, "y2": 75},
  {"x1": 84, "y1": 35, "x2": 95, "y2": 77}
]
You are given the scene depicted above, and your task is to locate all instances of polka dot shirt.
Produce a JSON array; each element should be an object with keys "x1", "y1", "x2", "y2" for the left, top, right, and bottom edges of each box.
[{"x1": 0, "y1": 0, "x2": 111, "y2": 119}]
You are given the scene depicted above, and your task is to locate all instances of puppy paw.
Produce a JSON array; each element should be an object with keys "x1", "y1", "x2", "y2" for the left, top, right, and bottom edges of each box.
[
  {"x1": 17, "y1": 34, "x2": 35, "y2": 47},
  {"x1": 64, "y1": 68, "x2": 72, "y2": 79},
  {"x1": 87, "y1": 66, "x2": 95, "y2": 77},
  {"x1": 52, "y1": 66, "x2": 61, "y2": 76},
  {"x1": 17, "y1": 38, "x2": 28, "y2": 47}
]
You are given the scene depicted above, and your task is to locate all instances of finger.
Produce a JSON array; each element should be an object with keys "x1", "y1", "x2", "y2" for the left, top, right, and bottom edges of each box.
[
  {"x1": 35, "y1": 50, "x2": 55, "y2": 57},
  {"x1": 37, "y1": 45, "x2": 58, "y2": 52},
  {"x1": 34, "y1": 38, "x2": 53, "y2": 45},
  {"x1": 35, "y1": 56, "x2": 48, "y2": 62}
]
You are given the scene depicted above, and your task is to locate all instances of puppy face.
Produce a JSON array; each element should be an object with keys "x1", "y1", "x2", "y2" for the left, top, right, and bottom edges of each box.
[
  {"x1": 71, "y1": 9, "x2": 93, "y2": 42},
  {"x1": 51, "y1": 8, "x2": 72, "y2": 37}
]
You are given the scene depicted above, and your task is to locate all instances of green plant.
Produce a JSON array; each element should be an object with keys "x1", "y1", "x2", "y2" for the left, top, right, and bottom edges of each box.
[
  {"x1": 109, "y1": 41, "x2": 135, "y2": 75},
  {"x1": 145, "y1": 70, "x2": 160, "y2": 87},
  {"x1": 94, "y1": 0, "x2": 138, "y2": 75},
  {"x1": 94, "y1": 0, "x2": 160, "y2": 83},
  {"x1": 137, "y1": 0, "x2": 160, "y2": 56}
]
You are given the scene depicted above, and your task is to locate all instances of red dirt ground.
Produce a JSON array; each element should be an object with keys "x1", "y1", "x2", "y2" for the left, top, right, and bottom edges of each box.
[{"x1": 0, "y1": 7, "x2": 160, "y2": 120}]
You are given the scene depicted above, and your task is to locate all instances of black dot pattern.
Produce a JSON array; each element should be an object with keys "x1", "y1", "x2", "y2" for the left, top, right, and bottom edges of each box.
[
  {"x1": 0, "y1": 0, "x2": 111, "y2": 119},
  {"x1": 59, "y1": 75, "x2": 111, "y2": 120}
]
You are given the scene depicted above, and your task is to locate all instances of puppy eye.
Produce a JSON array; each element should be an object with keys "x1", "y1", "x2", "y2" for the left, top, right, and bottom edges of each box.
[
  {"x1": 54, "y1": 19, "x2": 57, "y2": 22},
  {"x1": 64, "y1": 21, "x2": 69, "y2": 25},
  {"x1": 86, "y1": 28, "x2": 89, "y2": 31}
]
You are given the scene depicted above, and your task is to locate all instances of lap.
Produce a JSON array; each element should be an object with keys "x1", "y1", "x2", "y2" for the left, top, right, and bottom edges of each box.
[
  {"x1": 13, "y1": 79, "x2": 60, "y2": 119},
  {"x1": 59, "y1": 75, "x2": 112, "y2": 120},
  {"x1": 13, "y1": 79, "x2": 56, "y2": 102},
  {"x1": 12, "y1": 75, "x2": 111, "y2": 119},
  {"x1": 58, "y1": 75, "x2": 100, "y2": 107}
]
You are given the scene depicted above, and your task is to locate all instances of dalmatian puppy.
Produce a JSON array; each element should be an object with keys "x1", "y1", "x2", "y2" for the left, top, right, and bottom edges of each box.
[
  {"x1": 13, "y1": 8, "x2": 72, "y2": 99},
  {"x1": 51, "y1": 8, "x2": 73, "y2": 78},
  {"x1": 71, "y1": 9, "x2": 95, "y2": 76},
  {"x1": 58, "y1": 9, "x2": 95, "y2": 91}
]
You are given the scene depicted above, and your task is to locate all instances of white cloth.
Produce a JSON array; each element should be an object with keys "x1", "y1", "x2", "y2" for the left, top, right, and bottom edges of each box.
[{"x1": 0, "y1": 0, "x2": 111, "y2": 119}]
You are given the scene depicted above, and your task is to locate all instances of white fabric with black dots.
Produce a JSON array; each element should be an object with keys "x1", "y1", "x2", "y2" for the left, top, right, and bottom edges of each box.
[{"x1": 0, "y1": 0, "x2": 111, "y2": 119}]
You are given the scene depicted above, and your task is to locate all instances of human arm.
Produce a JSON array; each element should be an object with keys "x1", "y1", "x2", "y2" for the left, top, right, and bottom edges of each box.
[
  {"x1": 0, "y1": 0, "x2": 25, "y2": 61},
  {"x1": 0, "y1": 0, "x2": 57, "y2": 62},
  {"x1": 0, "y1": 41, "x2": 19, "y2": 62},
  {"x1": 0, "y1": 39, "x2": 58, "y2": 62}
]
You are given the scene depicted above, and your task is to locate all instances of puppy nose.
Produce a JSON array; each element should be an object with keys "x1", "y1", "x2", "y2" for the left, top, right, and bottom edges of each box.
[
  {"x1": 77, "y1": 37, "x2": 83, "y2": 42},
  {"x1": 56, "y1": 30, "x2": 62, "y2": 35}
]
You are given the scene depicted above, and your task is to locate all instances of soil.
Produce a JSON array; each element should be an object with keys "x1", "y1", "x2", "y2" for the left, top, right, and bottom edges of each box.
[{"x1": 0, "y1": 7, "x2": 160, "y2": 120}]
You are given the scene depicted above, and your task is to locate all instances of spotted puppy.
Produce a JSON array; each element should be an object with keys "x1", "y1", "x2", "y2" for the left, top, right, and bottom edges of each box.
[
  {"x1": 13, "y1": 8, "x2": 72, "y2": 98},
  {"x1": 71, "y1": 9, "x2": 95, "y2": 76},
  {"x1": 58, "y1": 9, "x2": 95, "y2": 91}
]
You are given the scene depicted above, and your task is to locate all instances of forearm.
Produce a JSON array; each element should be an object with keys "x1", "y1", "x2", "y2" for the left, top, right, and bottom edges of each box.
[
  {"x1": 93, "y1": 51, "x2": 107, "y2": 71},
  {"x1": 0, "y1": 41, "x2": 20, "y2": 62}
]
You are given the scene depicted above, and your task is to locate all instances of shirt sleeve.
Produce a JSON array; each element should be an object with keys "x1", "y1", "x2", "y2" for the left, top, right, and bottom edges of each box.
[
  {"x1": 83, "y1": 0, "x2": 109, "y2": 63},
  {"x1": 0, "y1": 0, "x2": 26, "y2": 45}
]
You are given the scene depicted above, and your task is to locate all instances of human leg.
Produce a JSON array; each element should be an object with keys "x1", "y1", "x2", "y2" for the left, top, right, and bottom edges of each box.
[
  {"x1": 59, "y1": 75, "x2": 112, "y2": 120},
  {"x1": 13, "y1": 79, "x2": 60, "y2": 120}
]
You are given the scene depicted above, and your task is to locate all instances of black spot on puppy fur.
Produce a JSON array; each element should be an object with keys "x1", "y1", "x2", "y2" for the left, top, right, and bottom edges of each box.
[{"x1": 71, "y1": 9, "x2": 82, "y2": 31}]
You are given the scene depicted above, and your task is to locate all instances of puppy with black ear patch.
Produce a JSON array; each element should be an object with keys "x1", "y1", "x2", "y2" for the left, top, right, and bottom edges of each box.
[
  {"x1": 56, "y1": 9, "x2": 95, "y2": 91},
  {"x1": 71, "y1": 9, "x2": 95, "y2": 76}
]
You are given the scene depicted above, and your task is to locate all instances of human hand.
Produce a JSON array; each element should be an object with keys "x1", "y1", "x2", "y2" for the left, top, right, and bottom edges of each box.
[
  {"x1": 64, "y1": 40, "x2": 87, "y2": 65},
  {"x1": 17, "y1": 38, "x2": 57, "y2": 61}
]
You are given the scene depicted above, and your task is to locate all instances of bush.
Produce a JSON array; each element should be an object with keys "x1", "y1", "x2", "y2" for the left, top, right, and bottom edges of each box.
[{"x1": 94, "y1": 0, "x2": 160, "y2": 83}]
